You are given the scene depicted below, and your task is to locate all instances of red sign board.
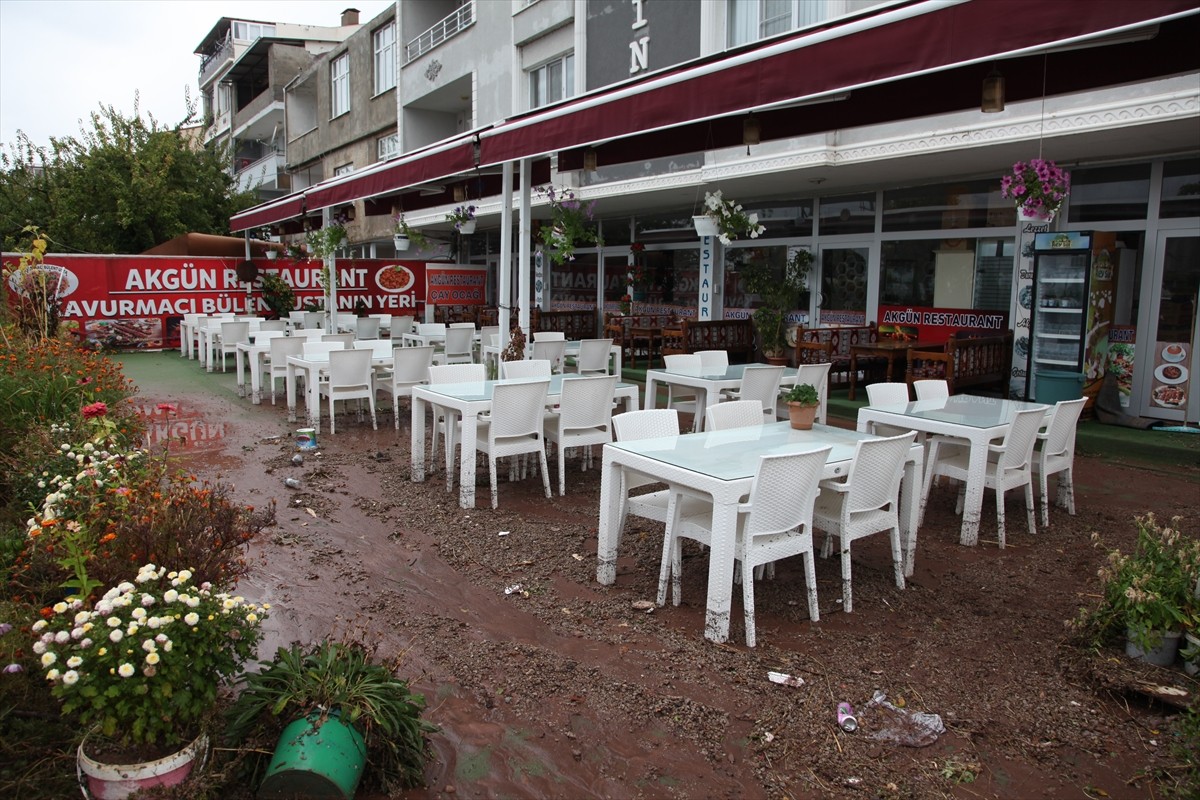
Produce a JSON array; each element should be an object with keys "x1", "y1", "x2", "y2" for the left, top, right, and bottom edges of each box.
[{"x1": 877, "y1": 305, "x2": 1009, "y2": 344}]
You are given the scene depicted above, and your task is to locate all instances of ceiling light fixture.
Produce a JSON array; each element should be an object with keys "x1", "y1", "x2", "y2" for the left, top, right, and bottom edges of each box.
[
  {"x1": 981, "y1": 66, "x2": 1005, "y2": 113},
  {"x1": 743, "y1": 115, "x2": 761, "y2": 155}
]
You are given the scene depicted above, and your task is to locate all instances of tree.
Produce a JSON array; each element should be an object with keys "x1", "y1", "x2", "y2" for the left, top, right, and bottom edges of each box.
[{"x1": 0, "y1": 97, "x2": 256, "y2": 253}]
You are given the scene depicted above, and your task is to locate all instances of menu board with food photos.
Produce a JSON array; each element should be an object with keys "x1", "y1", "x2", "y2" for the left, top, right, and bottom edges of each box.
[{"x1": 1151, "y1": 341, "x2": 1189, "y2": 410}]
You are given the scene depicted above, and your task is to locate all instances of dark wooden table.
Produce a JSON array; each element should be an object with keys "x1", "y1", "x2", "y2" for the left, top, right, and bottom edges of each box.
[{"x1": 849, "y1": 339, "x2": 945, "y2": 400}]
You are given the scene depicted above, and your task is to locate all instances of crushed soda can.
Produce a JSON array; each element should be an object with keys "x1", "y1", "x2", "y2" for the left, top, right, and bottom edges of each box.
[
  {"x1": 837, "y1": 702, "x2": 858, "y2": 732},
  {"x1": 284, "y1": 477, "x2": 302, "y2": 489}
]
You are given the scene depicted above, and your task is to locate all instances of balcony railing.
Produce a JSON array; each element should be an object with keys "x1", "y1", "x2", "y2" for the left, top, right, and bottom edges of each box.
[
  {"x1": 404, "y1": 2, "x2": 475, "y2": 63},
  {"x1": 199, "y1": 36, "x2": 234, "y2": 85},
  {"x1": 235, "y1": 151, "x2": 286, "y2": 194}
]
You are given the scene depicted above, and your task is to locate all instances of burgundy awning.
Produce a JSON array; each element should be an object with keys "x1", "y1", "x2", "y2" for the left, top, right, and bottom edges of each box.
[
  {"x1": 479, "y1": 0, "x2": 1198, "y2": 167},
  {"x1": 230, "y1": 135, "x2": 479, "y2": 231}
]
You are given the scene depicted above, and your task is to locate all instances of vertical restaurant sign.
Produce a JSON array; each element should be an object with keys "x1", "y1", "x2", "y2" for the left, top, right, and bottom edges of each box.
[
  {"x1": 425, "y1": 265, "x2": 489, "y2": 306},
  {"x1": 697, "y1": 235, "x2": 713, "y2": 321},
  {"x1": 2, "y1": 254, "x2": 427, "y2": 349}
]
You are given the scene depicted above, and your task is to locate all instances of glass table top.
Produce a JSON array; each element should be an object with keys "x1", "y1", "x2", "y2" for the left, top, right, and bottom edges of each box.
[
  {"x1": 868, "y1": 396, "x2": 1048, "y2": 429},
  {"x1": 651, "y1": 364, "x2": 799, "y2": 381}
]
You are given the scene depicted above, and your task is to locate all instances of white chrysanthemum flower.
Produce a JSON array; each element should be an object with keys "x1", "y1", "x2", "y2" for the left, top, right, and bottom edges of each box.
[
  {"x1": 141, "y1": 594, "x2": 155, "y2": 607},
  {"x1": 178, "y1": 569, "x2": 193, "y2": 582},
  {"x1": 142, "y1": 639, "x2": 156, "y2": 652},
  {"x1": 116, "y1": 582, "x2": 133, "y2": 594},
  {"x1": 74, "y1": 611, "x2": 91, "y2": 625},
  {"x1": 54, "y1": 631, "x2": 70, "y2": 644},
  {"x1": 106, "y1": 617, "x2": 121, "y2": 628},
  {"x1": 62, "y1": 669, "x2": 79, "y2": 686},
  {"x1": 126, "y1": 624, "x2": 139, "y2": 637},
  {"x1": 155, "y1": 633, "x2": 168, "y2": 643},
  {"x1": 146, "y1": 617, "x2": 160, "y2": 629},
  {"x1": 163, "y1": 589, "x2": 178, "y2": 603},
  {"x1": 71, "y1": 627, "x2": 85, "y2": 640},
  {"x1": 67, "y1": 656, "x2": 83, "y2": 668},
  {"x1": 185, "y1": 596, "x2": 200, "y2": 608},
  {"x1": 52, "y1": 602, "x2": 68, "y2": 614},
  {"x1": 33, "y1": 641, "x2": 46, "y2": 655},
  {"x1": 246, "y1": 612, "x2": 258, "y2": 623},
  {"x1": 83, "y1": 442, "x2": 94, "y2": 452},
  {"x1": 60, "y1": 443, "x2": 71, "y2": 452},
  {"x1": 184, "y1": 612, "x2": 200, "y2": 626},
  {"x1": 31, "y1": 620, "x2": 47, "y2": 633},
  {"x1": 163, "y1": 640, "x2": 173, "y2": 652},
  {"x1": 145, "y1": 651, "x2": 160, "y2": 666},
  {"x1": 41, "y1": 652, "x2": 57, "y2": 667},
  {"x1": 118, "y1": 663, "x2": 135, "y2": 678},
  {"x1": 109, "y1": 629, "x2": 123, "y2": 643},
  {"x1": 46, "y1": 668, "x2": 60, "y2": 681},
  {"x1": 80, "y1": 638, "x2": 93, "y2": 649}
]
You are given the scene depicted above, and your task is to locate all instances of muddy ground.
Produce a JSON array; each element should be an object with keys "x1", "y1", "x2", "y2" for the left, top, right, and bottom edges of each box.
[{"x1": 130, "y1": 353, "x2": 1198, "y2": 800}]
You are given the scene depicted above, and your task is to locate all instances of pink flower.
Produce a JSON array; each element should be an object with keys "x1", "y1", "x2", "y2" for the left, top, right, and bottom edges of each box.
[{"x1": 82, "y1": 402, "x2": 108, "y2": 419}]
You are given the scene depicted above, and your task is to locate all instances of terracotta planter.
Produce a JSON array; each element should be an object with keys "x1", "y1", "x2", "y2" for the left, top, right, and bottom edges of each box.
[
  {"x1": 787, "y1": 402, "x2": 817, "y2": 430},
  {"x1": 765, "y1": 355, "x2": 788, "y2": 366},
  {"x1": 78, "y1": 732, "x2": 207, "y2": 799}
]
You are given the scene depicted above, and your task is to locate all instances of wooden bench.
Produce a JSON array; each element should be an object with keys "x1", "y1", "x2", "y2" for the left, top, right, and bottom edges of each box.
[
  {"x1": 659, "y1": 318, "x2": 756, "y2": 363},
  {"x1": 532, "y1": 309, "x2": 598, "y2": 340},
  {"x1": 905, "y1": 331, "x2": 1013, "y2": 397},
  {"x1": 792, "y1": 325, "x2": 885, "y2": 386},
  {"x1": 432, "y1": 305, "x2": 498, "y2": 326},
  {"x1": 604, "y1": 313, "x2": 676, "y2": 368}
]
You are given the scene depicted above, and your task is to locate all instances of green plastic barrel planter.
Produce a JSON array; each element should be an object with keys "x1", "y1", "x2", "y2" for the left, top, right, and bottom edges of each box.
[
  {"x1": 1035, "y1": 370, "x2": 1085, "y2": 405},
  {"x1": 258, "y1": 712, "x2": 367, "y2": 799}
]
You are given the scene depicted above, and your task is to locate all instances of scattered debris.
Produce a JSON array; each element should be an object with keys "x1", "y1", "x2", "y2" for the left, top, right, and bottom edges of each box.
[
  {"x1": 498, "y1": 531, "x2": 510, "y2": 537},
  {"x1": 504, "y1": 584, "x2": 523, "y2": 595},
  {"x1": 837, "y1": 702, "x2": 858, "y2": 732},
  {"x1": 767, "y1": 671, "x2": 805, "y2": 688},
  {"x1": 284, "y1": 477, "x2": 301, "y2": 489},
  {"x1": 864, "y1": 690, "x2": 945, "y2": 747},
  {"x1": 292, "y1": 454, "x2": 304, "y2": 466},
  {"x1": 631, "y1": 600, "x2": 655, "y2": 611}
]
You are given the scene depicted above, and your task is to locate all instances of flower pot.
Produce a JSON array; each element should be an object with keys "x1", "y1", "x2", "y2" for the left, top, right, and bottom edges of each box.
[
  {"x1": 1017, "y1": 206, "x2": 1056, "y2": 223},
  {"x1": 787, "y1": 402, "x2": 817, "y2": 430},
  {"x1": 692, "y1": 215, "x2": 718, "y2": 238},
  {"x1": 1184, "y1": 631, "x2": 1200, "y2": 677},
  {"x1": 259, "y1": 712, "x2": 366, "y2": 800},
  {"x1": 78, "y1": 732, "x2": 208, "y2": 800},
  {"x1": 393, "y1": 233, "x2": 410, "y2": 251},
  {"x1": 1124, "y1": 627, "x2": 1182, "y2": 666},
  {"x1": 457, "y1": 219, "x2": 476, "y2": 235},
  {"x1": 265, "y1": 250, "x2": 278, "y2": 260}
]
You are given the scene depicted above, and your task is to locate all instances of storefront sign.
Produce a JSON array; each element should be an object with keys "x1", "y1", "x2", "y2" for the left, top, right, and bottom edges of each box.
[
  {"x1": 698, "y1": 235, "x2": 714, "y2": 321},
  {"x1": 425, "y1": 265, "x2": 488, "y2": 306},
  {"x1": 876, "y1": 305, "x2": 1009, "y2": 344}
]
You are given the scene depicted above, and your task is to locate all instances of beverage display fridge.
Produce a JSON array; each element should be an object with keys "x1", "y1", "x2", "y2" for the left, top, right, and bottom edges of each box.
[{"x1": 1023, "y1": 231, "x2": 1118, "y2": 406}]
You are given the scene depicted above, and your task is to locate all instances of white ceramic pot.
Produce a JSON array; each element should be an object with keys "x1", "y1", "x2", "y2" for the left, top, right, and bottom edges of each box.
[
  {"x1": 393, "y1": 234, "x2": 410, "y2": 251},
  {"x1": 78, "y1": 732, "x2": 208, "y2": 800},
  {"x1": 692, "y1": 215, "x2": 718, "y2": 237},
  {"x1": 1017, "y1": 206, "x2": 1056, "y2": 224},
  {"x1": 457, "y1": 219, "x2": 476, "y2": 235}
]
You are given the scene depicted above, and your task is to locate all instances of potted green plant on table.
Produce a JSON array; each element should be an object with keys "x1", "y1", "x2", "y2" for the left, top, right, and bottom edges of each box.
[
  {"x1": 226, "y1": 639, "x2": 434, "y2": 798},
  {"x1": 33, "y1": 563, "x2": 267, "y2": 798},
  {"x1": 537, "y1": 185, "x2": 601, "y2": 265},
  {"x1": 743, "y1": 248, "x2": 812, "y2": 363},
  {"x1": 1072, "y1": 514, "x2": 1199, "y2": 666},
  {"x1": 694, "y1": 190, "x2": 766, "y2": 244},
  {"x1": 1000, "y1": 158, "x2": 1071, "y2": 222},
  {"x1": 782, "y1": 383, "x2": 820, "y2": 430}
]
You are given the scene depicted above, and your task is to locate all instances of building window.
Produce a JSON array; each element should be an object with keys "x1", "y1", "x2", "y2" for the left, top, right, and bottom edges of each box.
[
  {"x1": 333, "y1": 163, "x2": 354, "y2": 177},
  {"x1": 529, "y1": 54, "x2": 574, "y2": 110},
  {"x1": 232, "y1": 21, "x2": 275, "y2": 42},
  {"x1": 727, "y1": 0, "x2": 832, "y2": 47},
  {"x1": 374, "y1": 22, "x2": 396, "y2": 95},
  {"x1": 331, "y1": 54, "x2": 350, "y2": 118},
  {"x1": 1067, "y1": 163, "x2": 1151, "y2": 223},
  {"x1": 377, "y1": 133, "x2": 399, "y2": 160}
]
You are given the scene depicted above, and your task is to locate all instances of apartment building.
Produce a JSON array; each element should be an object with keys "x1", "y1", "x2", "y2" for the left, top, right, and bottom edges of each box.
[{"x1": 229, "y1": 0, "x2": 1199, "y2": 421}]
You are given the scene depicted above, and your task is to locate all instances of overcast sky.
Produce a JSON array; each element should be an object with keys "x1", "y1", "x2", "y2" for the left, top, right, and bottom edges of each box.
[{"x1": 0, "y1": 0, "x2": 391, "y2": 151}]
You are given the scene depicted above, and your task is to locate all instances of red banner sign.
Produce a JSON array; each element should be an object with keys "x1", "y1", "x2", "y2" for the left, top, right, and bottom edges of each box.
[{"x1": 877, "y1": 304, "x2": 1009, "y2": 344}]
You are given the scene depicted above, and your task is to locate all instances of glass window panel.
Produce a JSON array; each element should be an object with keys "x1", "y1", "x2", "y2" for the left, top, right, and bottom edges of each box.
[
  {"x1": 1066, "y1": 163, "x2": 1150, "y2": 222},
  {"x1": 881, "y1": 238, "x2": 1013, "y2": 310},
  {"x1": 818, "y1": 194, "x2": 875, "y2": 235},
  {"x1": 727, "y1": 0, "x2": 757, "y2": 47},
  {"x1": 819, "y1": 247, "x2": 870, "y2": 323},
  {"x1": 1160, "y1": 158, "x2": 1200, "y2": 219},
  {"x1": 374, "y1": 22, "x2": 396, "y2": 94},
  {"x1": 883, "y1": 180, "x2": 1008, "y2": 232},
  {"x1": 331, "y1": 54, "x2": 350, "y2": 117},
  {"x1": 761, "y1": 0, "x2": 792, "y2": 37}
]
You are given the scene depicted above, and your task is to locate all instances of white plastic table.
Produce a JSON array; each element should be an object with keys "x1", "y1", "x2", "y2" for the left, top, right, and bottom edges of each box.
[
  {"x1": 411, "y1": 375, "x2": 640, "y2": 508},
  {"x1": 481, "y1": 340, "x2": 623, "y2": 376},
  {"x1": 857, "y1": 396, "x2": 1048, "y2": 547},
  {"x1": 645, "y1": 364, "x2": 801, "y2": 432},
  {"x1": 285, "y1": 352, "x2": 394, "y2": 432},
  {"x1": 595, "y1": 422, "x2": 924, "y2": 644}
]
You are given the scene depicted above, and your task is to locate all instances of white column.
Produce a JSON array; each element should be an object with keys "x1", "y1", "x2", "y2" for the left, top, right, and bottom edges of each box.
[
  {"x1": 518, "y1": 159, "x2": 532, "y2": 337},
  {"x1": 499, "y1": 161, "x2": 514, "y2": 341}
]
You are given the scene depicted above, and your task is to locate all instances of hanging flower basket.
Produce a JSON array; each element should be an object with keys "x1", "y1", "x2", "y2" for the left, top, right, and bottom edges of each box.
[
  {"x1": 264, "y1": 249, "x2": 279, "y2": 261},
  {"x1": 696, "y1": 191, "x2": 765, "y2": 244},
  {"x1": 393, "y1": 234, "x2": 410, "y2": 251},
  {"x1": 446, "y1": 205, "x2": 476, "y2": 234},
  {"x1": 692, "y1": 215, "x2": 719, "y2": 237},
  {"x1": 1001, "y1": 159, "x2": 1070, "y2": 222},
  {"x1": 536, "y1": 185, "x2": 600, "y2": 265}
]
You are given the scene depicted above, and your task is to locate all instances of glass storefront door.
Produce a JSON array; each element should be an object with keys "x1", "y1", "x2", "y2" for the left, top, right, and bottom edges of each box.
[
  {"x1": 1138, "y1": 231, "x2": 1200, "y2": 421},
  {"x1": 816, "y1": 245, "x2": 871, "y2": 326}
]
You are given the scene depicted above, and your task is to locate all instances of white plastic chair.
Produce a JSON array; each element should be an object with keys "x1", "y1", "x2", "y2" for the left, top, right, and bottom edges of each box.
[
  {"x1": 428, "y1": 363, "x2": 486, "y2": 474},
  {"x1": 352, "y1": 339, "x2": 393, "y2": 359},
  {"x1": 321, "y1": 333, "x2": 354, "y2": 347},
  {"x1": 814, "y1": 431, "x2": 915, "y2": 613},
  {"x1": 725, "y1": 365, "x2": 783, "y2": 423},
  {"x1": 1032, "y1": 398, "x2": 1086, "y2": 527},
  {"x1": 501, "y1": 359, "x2": 552, "y2": 379},
  {"x1": 336, "y1": 313, "x2": 358, "y2": 333},
  {"x1": 611, "y1": 409, "x2": 706, "y2": 542},
  {"x1": 474, "y1": 379, "x2": 553, "y2": 508},
  {"x1": 696, "y1": 350, "x2": 729, "y2": 373},
  {"x1": 369, "y1": 314, "x2": 392, "y2": 336},
  {"x1": 375, "y1": 346, "x2": 434, "y2": 429},
  {"x1": 319, "y1": 349, "x2": 377, "y2": 434},
  {"x1": 259, "y1": 319, "x2": 288, "y2": 332},
  {"x1": 292, "y1": 328, "x2": 328, "y2": 340},
  {"x1": 575, "y1": 338, "x2": 614, "y2": 375},
  {"x1": 391, "y1": 315, "x2": 415, "y2": 339},
  {"x1": 662, "y1": 353, "x2": 702, "y2": 425},
  {"x1": 302, "y1": 341, "x2": 343, "y2": 360},
  {"x1": 924, "y1": 407, "x2": 1045, "y2": 548},
  {"x1": 355, "y1": 316, "x2": 381, "y2": 340},
  {"x1": 434, "y1": 324, "x2": 475, "y2": 365},
  {"x1": 543, "y1": 375, "x2": 618, "y2": 495},
  {"x1": 302, "y1": 311, "x2": 325, "y2": 330},
  {"x1": 217, "y1": 321, "x2": 250, "y2": 372},
  {"x1": 254, "y1": 330, "x2": 286, "y2": 344},
  {"x1": 865, "y1": 382, "x2": 912, "y2": 438},
  {"x1": 531, "y1": 339, "x2": 567, "y2": 373},
  {"x1": 796, "y1": 363, "x2": 832, "y2": 425},
  {"x1": 288, "y1": 311, "x2": 307, "y2": 329},
  {"x1": 532, "y1": 331, "x2": 565, "y2": 342},
  {"x1": 662, "y1": 447, "x2": 831, "y2": 647},
  {"x1": 705, "y1": 400, "x2": 765, "y2": 431},
  {"x1": 913, "y1": 379, "x2": 949, "y2": 401},
  {"x1": 267, "y1": 336, "x2": 306, "y2": 404}
]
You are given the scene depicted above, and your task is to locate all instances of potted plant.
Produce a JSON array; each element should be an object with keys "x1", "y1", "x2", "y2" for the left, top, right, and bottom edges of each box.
[
  {"x1": 226, "y1": 639, "x2": 435, "y2": 797},
  {"x1": 1000, "y1": 158, "x2": 1071, "y2": 222},
  {"x1": 392, "y1": 214, "x2": 428, "y2": 252},
  {"x1": 446, "y1": 204, "x2": 476, "y2": 234},
  {"x1": 305, "y1": 211, "x2": 350, "y2": 261},
  {"x1": 694, "y1": 190, "x2": 766, "y2": 244},
  {"x1": 782, "y1": 383, "x2": 820, "y2": 429},
  {"x1": 743, "y1": 248, "x2": 812, "y2": 363},
  {"x1": 1072, "y1": 514, "x2": 1198, "y2": 666},
  {"x1": 285, "y1": 242, "x2": 306, "y2": 261},
  {"x1": 33, "y1": 564, "x2": 267, "y2": 798},
  {"x1": 258, "y1": 272, "x2": 296, "y2": 320},
  {"x1": 537, "y1": 185, "x2": 601, "y2": 265}
]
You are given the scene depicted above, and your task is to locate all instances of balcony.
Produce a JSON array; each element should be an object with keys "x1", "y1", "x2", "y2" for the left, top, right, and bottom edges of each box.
[
  {"x1": 235, "y1": 151, "x2": 288, "y2": 195},
  {"x1": 199, "y1": 36, "x2": 234, "y2": 86},
  {"x1": 404, "y1": 1, "x2": 475, "y2": 64}
]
